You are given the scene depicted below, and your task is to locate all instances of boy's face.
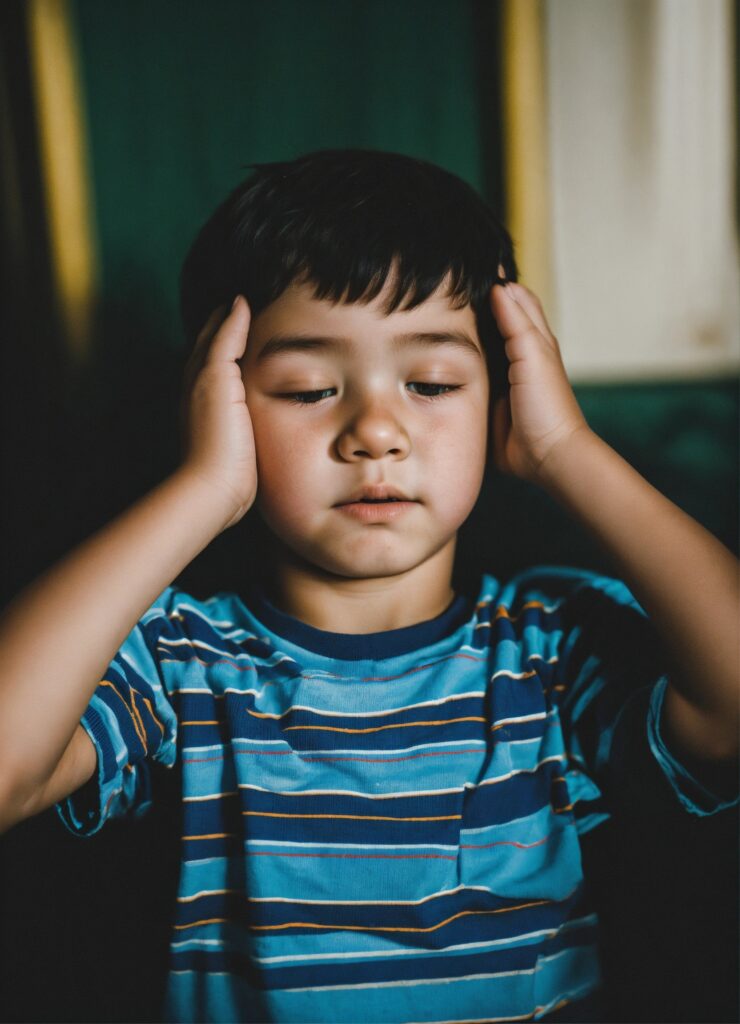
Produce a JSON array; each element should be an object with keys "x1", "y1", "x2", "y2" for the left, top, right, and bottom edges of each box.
[{"x1": 240, "y1": 272, "x2": 490, "y2": 583}]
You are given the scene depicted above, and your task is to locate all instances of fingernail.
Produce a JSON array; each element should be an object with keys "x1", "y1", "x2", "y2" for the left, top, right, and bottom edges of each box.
[{"x1": 231, "y1": 295, "x2": 241, "y2": 312}]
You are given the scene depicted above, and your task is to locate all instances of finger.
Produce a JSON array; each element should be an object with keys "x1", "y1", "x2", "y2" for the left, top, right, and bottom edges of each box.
[
  {"x1": 490, "y1": 283, "x2": 563, "y2": 365},
  {"x1": 494, "y1": 283, "x2": 561, "y2": 358},
  {"x1": 205, "y1": 295, "x2": 252, "y2": 365},
  {"x1": 504, "y1": 283, "x2": 557, "y2": 345},
  {"x1": 490, "y1": 283, "x2": 540, "y2": 341}
]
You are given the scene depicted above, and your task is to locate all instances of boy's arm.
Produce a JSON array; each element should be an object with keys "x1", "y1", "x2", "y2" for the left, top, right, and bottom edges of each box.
[
  {"x1": 490, "y1": 282, "x2": 739, "y2": 767},
  {"x1": 0, "y1": 469, "x2": 233, "y2": 831},
  {"x1": 537, "y1": 427, "x2": 739, "y2": 764},
  {"x1": 0, "y1": 296, "x2": 256, "y2": 832}
]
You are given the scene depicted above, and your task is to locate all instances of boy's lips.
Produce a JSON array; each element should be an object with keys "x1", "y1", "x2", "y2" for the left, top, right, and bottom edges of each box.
[
  {"x1": 333, "y1": 483, "x2": 418, "y2": 524},
  {"x1": 334, "y1": 500, "x2": 417, "y2": 523},
  {"x1": 334, "y1": 484, "x2": 414, "y2": 505}
]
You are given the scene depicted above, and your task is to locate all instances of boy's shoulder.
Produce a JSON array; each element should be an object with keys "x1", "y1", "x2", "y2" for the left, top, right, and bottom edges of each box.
[
  {"x1": 487, "y1": 563, "x2": 647, "y2": 618},
  {"x1": 143, "y1": 566, "x2": 648, "y2": 662}
]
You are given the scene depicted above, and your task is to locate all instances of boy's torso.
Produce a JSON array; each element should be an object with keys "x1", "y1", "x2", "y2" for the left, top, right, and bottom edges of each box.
[{"x1": 156, "y1": 575, "x2": 604, "y2": 1022}]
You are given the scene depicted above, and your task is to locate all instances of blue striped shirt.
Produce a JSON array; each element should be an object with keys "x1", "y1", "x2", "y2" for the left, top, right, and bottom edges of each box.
[{"x1": 56, "y1": 565, "x2": 737, "y2": 1022}]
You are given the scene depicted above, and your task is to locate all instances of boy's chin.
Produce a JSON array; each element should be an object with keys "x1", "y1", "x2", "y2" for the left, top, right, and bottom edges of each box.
[{"x1": 270, "y1": 533, "x2": 444, "y2": 583}]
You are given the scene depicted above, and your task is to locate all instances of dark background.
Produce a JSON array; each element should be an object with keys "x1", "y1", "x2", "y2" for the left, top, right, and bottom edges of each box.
[{"x1": 1, "y1": 1, "x2": 737, "y2": 1020}]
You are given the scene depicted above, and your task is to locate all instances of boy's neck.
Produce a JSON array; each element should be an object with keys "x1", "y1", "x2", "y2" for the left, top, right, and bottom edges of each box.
[{"x1": 264, "y1": 538, "x2": 458, "y2": 634}]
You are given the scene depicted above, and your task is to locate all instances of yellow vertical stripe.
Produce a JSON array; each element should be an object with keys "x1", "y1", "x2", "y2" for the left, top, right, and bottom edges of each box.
[
  {"x1": 501, "y1": 0, "x2": 555, "y2": 321},
  {"x1": 26, "y1": 0, "x2": 97, "y2": 360}
]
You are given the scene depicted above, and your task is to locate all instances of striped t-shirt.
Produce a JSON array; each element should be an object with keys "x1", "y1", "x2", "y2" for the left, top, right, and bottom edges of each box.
[{"x1": 56, "y1": 565, "x2": 736, "y2": 1023}]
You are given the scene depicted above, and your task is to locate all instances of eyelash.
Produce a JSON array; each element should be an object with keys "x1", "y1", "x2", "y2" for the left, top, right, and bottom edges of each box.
[{"x1": 283, "y1": 383, "x2": 463, "y2": 405}]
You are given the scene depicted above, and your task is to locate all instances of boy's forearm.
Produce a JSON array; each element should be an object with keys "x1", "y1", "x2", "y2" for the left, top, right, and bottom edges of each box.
[
  {"x1": 0, "y1": 469, "x2": 231, "y2": 796},
  {"x1": 536, "y1": 428, "x2": 740, "y2": 756}
]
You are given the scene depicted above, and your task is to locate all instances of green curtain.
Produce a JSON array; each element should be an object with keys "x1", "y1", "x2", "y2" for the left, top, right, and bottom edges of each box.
[
  {"x1": 67, "y1": 0, "x2": 738, "y2": 586},
  {"x1": 72, "y1": 0, "x2": 499, "y2": 348}
]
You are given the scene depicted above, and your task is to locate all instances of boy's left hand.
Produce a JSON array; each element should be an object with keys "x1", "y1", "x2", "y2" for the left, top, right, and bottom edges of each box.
[{"x1": 489, "y1": 282, "x2": 592, "y2": 485}]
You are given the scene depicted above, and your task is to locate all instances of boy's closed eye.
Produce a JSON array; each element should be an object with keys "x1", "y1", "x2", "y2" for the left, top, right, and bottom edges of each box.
[{"x1": 279, "y1": 382, "x2": 465, "y2": 405}]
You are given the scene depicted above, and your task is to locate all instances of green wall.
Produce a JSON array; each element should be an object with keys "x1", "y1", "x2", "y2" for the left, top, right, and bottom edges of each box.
[
  {"x1": 72, "y1": 0, "x2": 495, "y2": 347},
  {"x1": 64, "y1": 0, "x2": 737, "y2": 594}
]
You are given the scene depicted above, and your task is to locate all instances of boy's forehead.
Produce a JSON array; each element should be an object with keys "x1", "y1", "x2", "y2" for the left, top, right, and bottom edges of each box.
[{"x1": 250, "y1": 274, "x2": 481, "y2": 349}]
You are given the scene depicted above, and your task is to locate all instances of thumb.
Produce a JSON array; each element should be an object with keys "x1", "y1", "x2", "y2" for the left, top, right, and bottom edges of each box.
[{"x1": 206, "y1": 295, "x2": 252, "y2": 365}]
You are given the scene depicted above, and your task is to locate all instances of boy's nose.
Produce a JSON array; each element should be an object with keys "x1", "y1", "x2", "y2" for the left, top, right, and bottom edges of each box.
[{"x1": 336, "y1": 408, "x2": 411, "y2": 461}]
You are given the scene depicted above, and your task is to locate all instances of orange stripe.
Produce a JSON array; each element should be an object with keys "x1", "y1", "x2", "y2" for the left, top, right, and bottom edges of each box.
[
  {"x1": 172, "y1": 897, "x2": 552, "y2": 933},
  {"x1": 142, "y1": 696, "x2": 165, "y2": 739},
  {"x1": 173, "y1": 917, "x2": 230, "y2": 930},
  {"x1": 494, "y1": 600, "x2": 551, "y2": 621},
  {"x1": 128, "y1": 691, "x2": 149, "y2": 755},
  {"x1": 460, "y1": 835, "x2": 550, "y2": 851},
  {"x1": 182, "y1": 833, "x2": 236, "y2": 841},
  {"x1": 99, "y1": 679, "x2": 147, "y2": 750},
  {"x1": 282, "y1": 716, "x2": 487, "y2": 734},
  {"x1": 250, "y1": 898, "x2": 551, "y2": 934}
]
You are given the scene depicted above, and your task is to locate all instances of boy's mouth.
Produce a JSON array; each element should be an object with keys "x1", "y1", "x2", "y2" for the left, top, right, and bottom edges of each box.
[{"x1": 335, "y1": 484, "x2": 414, "y2": 506}]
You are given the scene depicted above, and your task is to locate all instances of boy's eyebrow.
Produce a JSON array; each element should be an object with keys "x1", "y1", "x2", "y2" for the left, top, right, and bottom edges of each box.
[{"x1": 255, "y1": 330, "x2": 483, "y2": 363}]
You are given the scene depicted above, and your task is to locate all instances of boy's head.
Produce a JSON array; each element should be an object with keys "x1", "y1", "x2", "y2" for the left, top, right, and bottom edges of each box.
[
  {"x1": 180, "y1": 149, "x2": 517, "y2": 395},
  {"x1": 179, "y1": 149, "x2": 518, "y2": 586}
]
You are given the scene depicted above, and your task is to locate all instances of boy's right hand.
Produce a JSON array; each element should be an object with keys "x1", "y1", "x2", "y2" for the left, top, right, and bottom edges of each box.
[{"x1": 179, "y1": 296, "x2": 257, "y2": 532}]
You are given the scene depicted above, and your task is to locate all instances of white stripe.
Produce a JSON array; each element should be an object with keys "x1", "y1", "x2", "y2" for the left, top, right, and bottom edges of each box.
[
  {"x1": 493, "y1": 709, "x2": 551, "y2": 726},
  {"x1": 181, "y1": 739, "x2": 553, "y2": 801},
  {"x1": 234, "y1": 755, "x2": 564, "y2": 798},
  {"x1": 180, "y1": 735, "x2": 489, "y2": 761},
  {"x1": 170, "y1": 602, "x2": 237, "y2": 628},
  {"x1": 182, "y1": 791, "x2": 240, "y2": 803},
  {"x1": 184, "y1": 689, "x2": 493, "y2": 718},
  {"x1": 244, "y1": 838, "x2": 459, "y2": 850},
  {"x1": 268, "y1": 965, "x2": 540, "y2": 993},
  {"x1": 159, "y1": 636, "x2": 252, "y2": 656},
  {"x1": 491, "y1": 663, "x2": 548, "y2": 679},
  {"x1": 245, "y1": 883, "x2": 505, "y2": 906},
  {"x1": 179, "y1": 738, "x2": 489, "y2": 756}
]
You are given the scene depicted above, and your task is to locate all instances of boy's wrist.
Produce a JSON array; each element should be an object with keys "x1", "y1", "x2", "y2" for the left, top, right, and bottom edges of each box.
[
  {"x1": 168, "y1": 466, "x2": 247, "y2": 536},
  {"x1": 531, "y1": 425, "x2": 602, "y2": 496}
]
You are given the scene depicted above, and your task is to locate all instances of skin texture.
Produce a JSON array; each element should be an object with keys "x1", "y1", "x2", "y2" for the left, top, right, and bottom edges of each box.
[{"x1": 239, "y1": 271, "x2": 491, "y2": 632}]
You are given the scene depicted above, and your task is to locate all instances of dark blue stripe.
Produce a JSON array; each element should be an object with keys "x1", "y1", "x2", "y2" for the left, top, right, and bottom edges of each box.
[{"x1": 170, "y1": 936, "x2": 543, "y2": 990}]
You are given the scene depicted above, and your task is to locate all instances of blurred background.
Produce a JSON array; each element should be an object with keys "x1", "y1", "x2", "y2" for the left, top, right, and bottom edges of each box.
[{"x1": 0, "y1": 1, "x2": 737, "y2": 1021}]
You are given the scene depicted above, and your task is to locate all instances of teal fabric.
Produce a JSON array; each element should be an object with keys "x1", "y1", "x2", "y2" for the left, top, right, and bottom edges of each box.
[{"x1": 56, "y1": 567, "x2": 736, "y2": 1021}]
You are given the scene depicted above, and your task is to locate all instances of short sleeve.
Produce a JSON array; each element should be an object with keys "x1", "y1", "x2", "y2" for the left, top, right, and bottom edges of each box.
[
  {"x1": 55, "y1": 585, "x2": 180, "y2": 837},
  {"x1": 513, "y1": 567, "x2": 738, "y2": 819}
]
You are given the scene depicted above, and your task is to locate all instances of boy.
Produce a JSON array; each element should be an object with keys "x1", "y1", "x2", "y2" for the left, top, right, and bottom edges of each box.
[{"x1": 0, "y1": 149, "x2": 737, "y2": 1023}]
